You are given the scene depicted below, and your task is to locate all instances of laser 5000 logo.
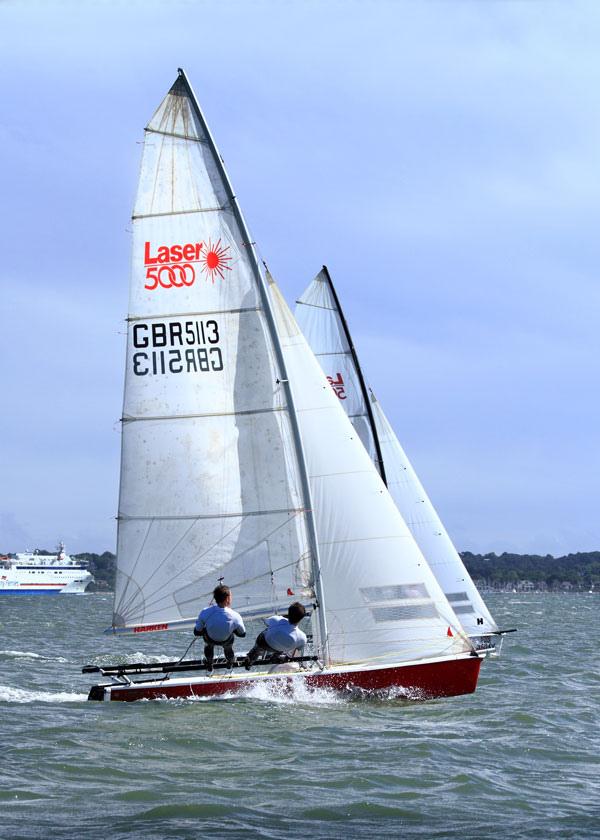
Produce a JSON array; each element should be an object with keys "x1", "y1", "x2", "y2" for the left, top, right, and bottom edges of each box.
[{"x1": 143, "y1": 239, "x2": 232, "y2": 289}]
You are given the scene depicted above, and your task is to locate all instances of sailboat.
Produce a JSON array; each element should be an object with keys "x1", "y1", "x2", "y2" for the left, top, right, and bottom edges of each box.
[
  {"x1": 295, "y1": 267, "x2": 510, "y2": 653},
  {"x1": 85, "y1": 70, "x2": 482, "y2": 702}
]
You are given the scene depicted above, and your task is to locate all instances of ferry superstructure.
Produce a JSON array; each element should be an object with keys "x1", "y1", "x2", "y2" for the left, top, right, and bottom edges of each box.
[{"x1": 0, "y1": 544, "x2": 93, "y2": 594}]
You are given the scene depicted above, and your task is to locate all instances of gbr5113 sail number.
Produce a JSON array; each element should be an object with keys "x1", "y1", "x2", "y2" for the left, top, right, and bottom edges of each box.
[{"x1": 131, "y1": 319, "x2": 223, "y2": 377}]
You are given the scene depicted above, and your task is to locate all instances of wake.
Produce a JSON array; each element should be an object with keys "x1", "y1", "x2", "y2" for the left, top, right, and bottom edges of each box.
[{"x1": 0, "y1": 684, "x2": 87, "y2": 704}]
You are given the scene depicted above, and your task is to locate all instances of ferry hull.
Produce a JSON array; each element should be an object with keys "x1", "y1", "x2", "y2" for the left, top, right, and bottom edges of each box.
[
  {"x1": 90, "y1": 654, "x2": 481, "y2": 703},
  {"x1": 0, "y1": 589, "x2": 63, "y2": 595},
  {"x1": 0, "y1": 581, "x2": 92, "y2": 595}
]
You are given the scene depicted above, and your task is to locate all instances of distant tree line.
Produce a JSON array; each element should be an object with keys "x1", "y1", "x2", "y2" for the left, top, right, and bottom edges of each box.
[
  {"x1": 72, "y1": 552, "x2": 116, "y2": 592},
  {"x1": 6, "y1": 549, "x2": 598, "y2": 593},
  {"x1": 460, "y1": 551, "x2": 600, "y2": 591}
]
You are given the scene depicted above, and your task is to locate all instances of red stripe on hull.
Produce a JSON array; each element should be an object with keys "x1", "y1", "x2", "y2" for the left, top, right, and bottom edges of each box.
[
  {"x1": 105, "y1": 656, "x2": 481, "y2": 703},
  {"x1": 22, "y1": 583, "x2": 64, "y2": 587}
]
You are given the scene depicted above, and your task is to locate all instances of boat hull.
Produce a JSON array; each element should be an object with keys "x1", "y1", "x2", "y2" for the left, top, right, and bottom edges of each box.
[
  {"x1": 0, "y1": 589, "x2": 64, "y2": 595},
  {"x1": 90, "y1": 653, "x2": 481, "y2": 702}
]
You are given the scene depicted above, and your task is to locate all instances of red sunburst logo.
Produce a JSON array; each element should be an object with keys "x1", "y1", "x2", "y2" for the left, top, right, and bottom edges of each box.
[{"x1": 199, "y1": 238, "x2": 233, "y2": 283}]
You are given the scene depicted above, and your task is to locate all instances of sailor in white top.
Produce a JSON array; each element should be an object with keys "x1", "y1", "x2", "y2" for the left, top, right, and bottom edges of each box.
[
  {"x1": 263, "y1": 615, "x2": 307, "y2": 652},
  {"x1": 194, "y1": 584, "x2": 246, "y2": 673},
  {"x1": 245, "y1": 602, "x2": 307, "y2": 669}
]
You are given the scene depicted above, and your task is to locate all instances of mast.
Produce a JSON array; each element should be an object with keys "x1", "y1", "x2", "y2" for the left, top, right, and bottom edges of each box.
[
  {"x1": 320, "y1": 265, "x2": 388, "y2": 487},
  {"x1": 175, "y1": 69, "x2": 330, "y2": 663}
]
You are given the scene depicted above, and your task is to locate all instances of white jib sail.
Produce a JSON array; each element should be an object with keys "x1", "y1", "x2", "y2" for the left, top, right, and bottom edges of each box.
[
  {"x1": 369, "y1": 395, "x2": 498, "y2": 635},
  {"x1": 270, "y1": 275, "x2": 473, "y2": 665},
  {"x1": 295, "y1": 270, "x2": 498, "y2": 638},
  {"x1": 113, "y1": 73, "x2": 315, "y2": 632}
]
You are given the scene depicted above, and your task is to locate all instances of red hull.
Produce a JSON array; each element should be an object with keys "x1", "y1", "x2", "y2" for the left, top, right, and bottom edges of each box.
[{"x1": 100, "y1": 655, "x2": 481, "y2": 702}]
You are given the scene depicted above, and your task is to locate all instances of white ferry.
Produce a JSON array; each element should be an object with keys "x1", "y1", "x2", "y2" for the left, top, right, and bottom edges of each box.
[{"x1": 0, "y1": 543, "x2": 93, "y2": 594}]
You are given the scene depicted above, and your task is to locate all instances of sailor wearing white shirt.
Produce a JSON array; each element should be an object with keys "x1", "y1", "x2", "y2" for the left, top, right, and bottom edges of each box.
[
  {"x1": 194, "y1": 584, "x2": 246, "y2": 673},
  {"x1": 245, "y1": 602, "x2": 307, "y2": 669}
]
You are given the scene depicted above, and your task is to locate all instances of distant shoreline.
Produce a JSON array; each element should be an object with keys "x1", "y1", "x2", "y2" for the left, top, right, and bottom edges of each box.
[{"x1": 2, "y1": 549, "x2": 598, "y2": 595}]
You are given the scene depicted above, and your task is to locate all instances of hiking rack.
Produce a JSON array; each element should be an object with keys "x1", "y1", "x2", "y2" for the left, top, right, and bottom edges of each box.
[{"x1": 83, "y1": 654, "x2": 319, "y2": 677}]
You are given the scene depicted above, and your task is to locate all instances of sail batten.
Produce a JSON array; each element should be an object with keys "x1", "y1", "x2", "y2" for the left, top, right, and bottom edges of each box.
[
  {"x1": 119, "y1": 508, "x2": 306, "y2": 521},
  {"x1": 145, "y1": 127, "x2": 210, "y2": 143},
  {"x1": 123, "y1": 406, "x2": 287, "y2": 423},
  {"x1": 132, "y1": 207, "x2": 228, "y2": 220},
  {"x1": 127, "y1": 307, "x2": 261, "y2": 322}
]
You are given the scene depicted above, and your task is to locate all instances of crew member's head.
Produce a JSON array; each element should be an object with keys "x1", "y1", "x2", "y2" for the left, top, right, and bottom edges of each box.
[
  {"x1": 287, "y1": 602, "x2": 306, "y2": 625},
  {"x1": 213, "y1": 584, "x2": 231, "y2": 606}
]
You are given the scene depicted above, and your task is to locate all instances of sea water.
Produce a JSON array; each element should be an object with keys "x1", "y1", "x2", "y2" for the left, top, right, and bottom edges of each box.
[{"x1": 0, "y1": 593, "x2": 598, "y2": 839}]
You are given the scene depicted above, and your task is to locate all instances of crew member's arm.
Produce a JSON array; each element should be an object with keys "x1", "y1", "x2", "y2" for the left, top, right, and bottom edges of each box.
[
  {"x1": 193, "y1": 614, "x2": 206, "y2": 637},
  {"x1": 234, "y1": 615, "x2": 246, "y2": 638},
  {"x1": 293, "y1": 630, "x2": 307, "y2": 657}
]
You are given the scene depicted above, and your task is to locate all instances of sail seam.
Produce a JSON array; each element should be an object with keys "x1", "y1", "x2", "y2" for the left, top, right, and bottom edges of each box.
[
  {"x1": 122, "y1": 406, "x2": 285, "y2": 423},
  {"x1": 127, "y1": 306, "x2": 260, "y2": 322},
  {"x1": 314, "y1": 351, "x2": 349, "y2": 357},
  {"x1": 132, "y1": 206, "x2": 229, "y2": 220}
]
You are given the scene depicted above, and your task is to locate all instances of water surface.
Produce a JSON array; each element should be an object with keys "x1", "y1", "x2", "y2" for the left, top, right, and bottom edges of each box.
[{"x1": 0, "y1": 593, "x2": 598, "y2": 838}]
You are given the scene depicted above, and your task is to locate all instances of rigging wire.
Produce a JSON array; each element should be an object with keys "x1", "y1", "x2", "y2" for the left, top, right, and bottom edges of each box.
[{"x1": 175, "y1": 635, "x2": 197, "y2": 665}]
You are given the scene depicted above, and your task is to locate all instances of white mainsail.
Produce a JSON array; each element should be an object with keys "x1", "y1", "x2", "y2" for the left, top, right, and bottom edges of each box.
[
  {"x1": 113, "y1": 71, "x2": 317, "y2": 636},
  {"x1": 270, "y1": 275, "x2": 472, "y2": 664},
  {"x1": 295, "y1": 268, "x2": 498, "y2": 638}
]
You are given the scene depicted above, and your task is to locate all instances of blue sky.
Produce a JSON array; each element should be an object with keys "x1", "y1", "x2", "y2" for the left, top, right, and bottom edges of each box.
[{"x1": 1, "y1": 0, "x2": 598, "y2": 555}]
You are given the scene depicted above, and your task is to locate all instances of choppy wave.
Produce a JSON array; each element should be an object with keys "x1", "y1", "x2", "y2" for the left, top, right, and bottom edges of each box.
[
  {"x1": 0, "y1": 649, "x2": 68, "y2": 663},
  {"x1": 0, "y1": 684, "x2": 87, "y2": 703},
  {"x1": 87, "y1": 651, "x2": 173, "y2": 667}
]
